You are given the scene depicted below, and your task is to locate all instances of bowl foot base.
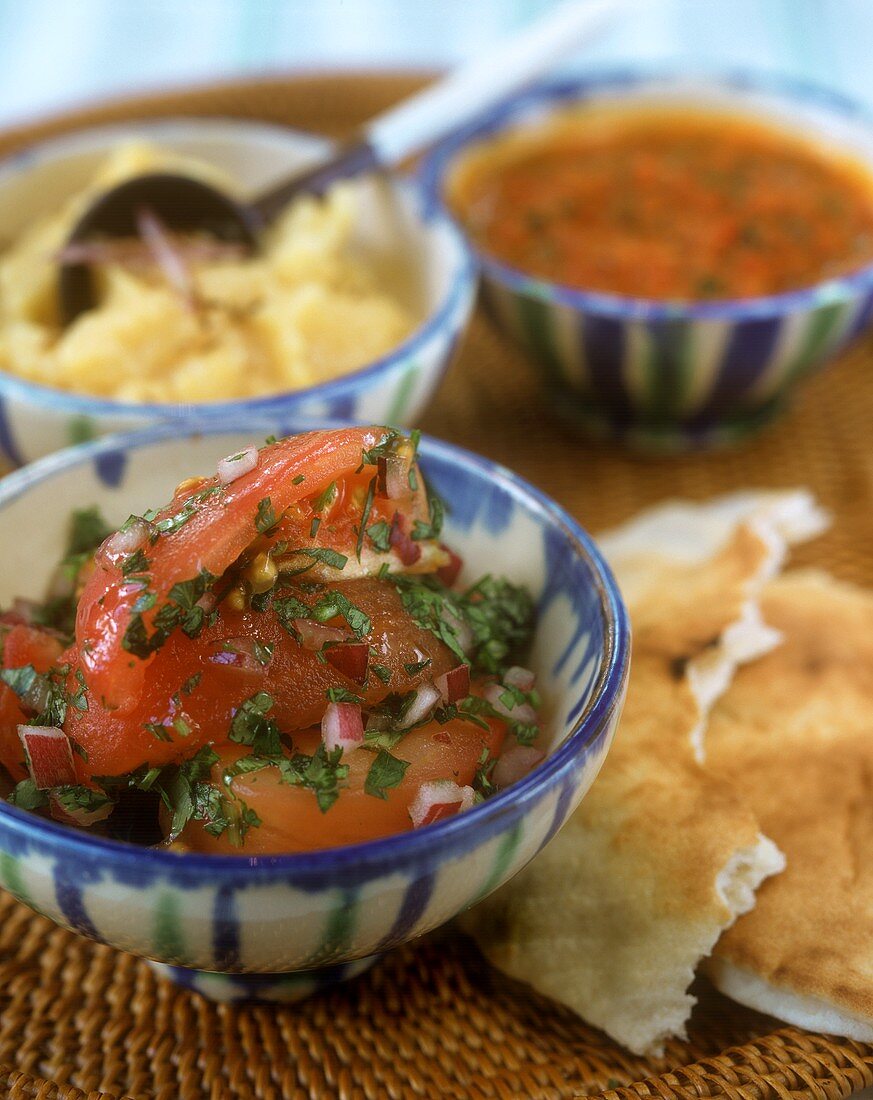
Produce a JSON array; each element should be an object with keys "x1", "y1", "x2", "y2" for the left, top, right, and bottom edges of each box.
[
  {"x1": 149, "y1": 955, "x2": 379, "y2": 1003},
  {"x1": 547, "y1": 390, "x2": 787, "y2": 453}
]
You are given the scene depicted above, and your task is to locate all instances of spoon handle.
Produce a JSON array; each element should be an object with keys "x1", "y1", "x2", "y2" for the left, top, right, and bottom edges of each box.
[
  {"x1": 250, "y1": 0, "x2": 622, "y2": 224},
  {"x1": 365, "y1": 0, "x2": 623, "y2": 164}
]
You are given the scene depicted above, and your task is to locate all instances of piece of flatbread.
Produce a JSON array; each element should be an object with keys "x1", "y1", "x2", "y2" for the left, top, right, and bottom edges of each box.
[
  {"x1": 463, "y1": 493, "x2": 825, "y2": 1055},
  {"x1": 706, "y1": 570, "x2": 873, "y2": 1041}
]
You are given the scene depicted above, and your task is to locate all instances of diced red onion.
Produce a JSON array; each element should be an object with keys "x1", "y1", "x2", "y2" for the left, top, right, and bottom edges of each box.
[
  {"x1": 293, "y1": 619, "x2": 348, "y2": 651},
  {"x1": 11, "y1": 599, "x2": 39, "y2": 625},
  {"x1": 484, "y1": 683, "x2": 537, "y2": 725},
  {"x1": 137, "y1": 207, "x2": 196, "y2": 308},
  {"x1": 389, "y1": 513, "x2": 421, "y2": 567},
  {"x1": 503, "y1": 666, "x2": 536, "y2": 692},
  {"x1": 493, "y1": 746, "x2": 545, "y2": 789},
  {"x1": 443, "y1": 609, "x2": 474, "y2": 656},
  {"x1": 105, "y1": 517, "x2": 152, "y2": 561},
  {"x1": 217, "y1": 444, "x2": 258, "y2": 485},
  {"x1": 436, "y1": 546, "x2": 463, "y2": 587},
  {"x1": 196, "y1": 591, "x2": 216, "y2": 614},
  {"x1": 435, "y1": 665, "x2": 470, "y2": 704},
  {"x1": 377, "y1": 454, "x2": 411, "y2": 500},
  {"x1": 56, "y1": 237, "x2": 248, "y2": 268},
  {"x1": 208, "y1": 637, "x2": 271, "y2": 673},
  {"x1": 49, "y1": 794, "x2": 113, "y2": 827},
  {"x1": 18, "y1": 725, "x2": 77, "y2": 789},
  {"x1": 403, "y1": 682, "x2": 441, "y2": 727},
  {"x1": 409, "y1": 780, "x2": 475, "y2": 828},
  {"x1": 325, "y1": 642, "x2": 369, "y2": 684},
  {"x1": 321, "y1": 702, "x2": 364, "y2": 753}
]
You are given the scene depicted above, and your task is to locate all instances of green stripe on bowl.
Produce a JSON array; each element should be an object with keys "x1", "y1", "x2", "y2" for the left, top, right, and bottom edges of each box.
[
  {"x1": 386, "y1": 366, "x2": 419, "y2": 424},
  {"x1": 154, "y1": 891, "x2": 185, "y2": 962},
  {"x1": 782, "y1": 299, "x2": 855, "y2": 387},
  {"x1": 300, "y1": 888, "x2": 358, "y2": 969},
  {"x1": 0, "y1": 851, "x2": 32, "y2": 908},
  {"x1": 516, "y1": 295, "x2": 568, "y2": 389},
  {"x1": 471, "y1": 820, "x2": 523, "y2": 906}
]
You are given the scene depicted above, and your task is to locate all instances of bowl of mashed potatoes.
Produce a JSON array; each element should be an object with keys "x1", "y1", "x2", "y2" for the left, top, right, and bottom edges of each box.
[{"x1": 0, "y1": 119, "x2": 476, "y2": 465}]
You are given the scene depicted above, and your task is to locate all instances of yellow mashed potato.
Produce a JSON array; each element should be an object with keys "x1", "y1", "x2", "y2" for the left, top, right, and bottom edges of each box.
[{"x1": 0, "y1": 143, "x2": 415, "y2": 403}]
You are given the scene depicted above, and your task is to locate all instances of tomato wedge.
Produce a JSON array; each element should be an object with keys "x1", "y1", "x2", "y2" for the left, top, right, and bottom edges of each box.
[
  {"x1": 179, "y1": 710, "x2": 507, "y2": 854},
  {"x1": 64, "y1": 578, "x2": 457, "y2": 777},
  {"x1": 0, "y1": 623, "x2": 65, "y2": 781},
  {"x1": 75, "y1": 427, "x2": 429, "y2": 713}
]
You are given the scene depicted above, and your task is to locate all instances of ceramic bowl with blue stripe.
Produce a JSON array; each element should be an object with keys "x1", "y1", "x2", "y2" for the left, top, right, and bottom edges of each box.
[
  {"x1": 0, "y1": 421, "x2": 629, "y2": 1002},
  {"x1": 419, "y1": 71, "x2": 873, "y2": 451},
  {"x1": 0, "y1": 119, "x2": 476, "y2": 467}
]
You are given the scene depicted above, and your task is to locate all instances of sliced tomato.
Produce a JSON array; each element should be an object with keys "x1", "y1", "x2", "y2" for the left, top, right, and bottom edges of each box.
[
  {"x1": 65, "y1": 578, "x2": 457, "y2": 777},
  {"x1": 75, "y1": 428, "x2": 430, "y2": 713},
  {"x1": 0, "y1": 625, "x2": 65, "y2": 782},
  {"x1": 178, "y1": 708, "x2": 507, "y2": 854}
]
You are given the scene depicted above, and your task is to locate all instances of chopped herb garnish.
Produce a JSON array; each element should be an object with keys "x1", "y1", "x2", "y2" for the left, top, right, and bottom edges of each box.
[
  {"x1": 280, "y1": 547, "x2": 348, "y2": 577},
  {"x1": 370, "y1": 663, "x2": 392, "y2": 684},
  {"x1": 364, "y1": 749, "x2": 410, "y2": 799},
  {"x1": 311, "y1": 590, "x2": 370, "y2": 638},
  {"x1": 311, "y1": 481, "x2": 337, "y2": 513},
  {"x1": 358, "y1": 429, "x2": 400, "y2": 471},
  {"x1": 309, "y1": 516, "x2": 321, "y2": 538},
  {"x1": 326, "y1": 685, "x2": 363, "y2": 704},
  {"x1": 228, "y1": 693, "x2": 282, "y2": 755},
  {"x1": 366, "y1": 519, "x2": 392, "y2": 553},
  {"x1": 403, "y1": 658, "x2": 432, "y2": 676},
  {"x1": 280, "y1": 743, "x2": 348, "y2": 813},
  {"x1": 121, "y1": 547, "x2": 151, "y2": 578},
  {"x1": 255, "y1": 497, "x2": 280, "y2": 535},
  {"x1": 355, "y1": 476, "x2": 376, "y2": 561},
  {"x1": 68, "y1": 506, "x2": 113, "y2": 555},
  {"x1": 9, "y1": 779, "x2": 47, "y2": 811},
  {"x1": 252, "y1": 641, "x2": 274, "y2": 667},
  {"x1": 292, "y1": 473, "x2": 305, "y2": 485}
]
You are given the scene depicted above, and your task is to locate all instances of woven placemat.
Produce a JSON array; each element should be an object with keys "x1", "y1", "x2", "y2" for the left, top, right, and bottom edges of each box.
[{"x1": 0, "y1": 72, "x2": 871, "y2": 1100}]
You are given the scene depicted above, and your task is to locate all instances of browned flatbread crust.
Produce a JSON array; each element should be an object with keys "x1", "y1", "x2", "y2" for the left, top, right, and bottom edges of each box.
[
  {"x1": 464, "y1": 524, "x2": 785, "y2": 1054},
  {"x1": 707, "y1": 570, "x2": 873, "y2": 1034}
]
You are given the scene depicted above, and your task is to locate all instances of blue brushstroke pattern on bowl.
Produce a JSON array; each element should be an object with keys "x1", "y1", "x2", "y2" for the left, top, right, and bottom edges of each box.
[
  {"x1": 0, "y1": 119, "x2": 477, "y2": 466},
  {"x1": 419, "y1": 70, "x2": 873, "y2": 451},
  {"x1": 0, "y1": 421, "x2": 629, "y2": 1001}
]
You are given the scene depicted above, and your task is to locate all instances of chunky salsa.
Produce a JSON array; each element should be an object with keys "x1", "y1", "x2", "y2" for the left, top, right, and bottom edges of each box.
[
  {"x1": 0, "y1": 429, "x2": 545, "y2": 853},
  {"x1": 451, "y1": 107, "x2": 873, "y2": 301}
]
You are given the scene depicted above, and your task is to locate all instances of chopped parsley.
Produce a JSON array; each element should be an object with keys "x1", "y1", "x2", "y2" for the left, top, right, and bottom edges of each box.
[
  {"x1": 311, "y1": 481, "x2": 337, "y2": 513},
  {"x1": 255, "y1": 497, "x2": 280, "y2": 536},
  {"x1": 366, "y1": 519, "x2": 392, "y2": 553},
  {"x1": 364, "y1": 749, "x2": 409, "y2": 799},
  {"x1": 228, "y1": 693, "x2": 282, "y2": 755},
  {"x1": 326, "y1": 685, "x2": 363, "y2": 704}
]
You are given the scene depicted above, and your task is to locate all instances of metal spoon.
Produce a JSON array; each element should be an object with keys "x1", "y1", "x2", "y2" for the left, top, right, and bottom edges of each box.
[{"x1": 57, "y1": 0, "x2": 623, "y2": 324}]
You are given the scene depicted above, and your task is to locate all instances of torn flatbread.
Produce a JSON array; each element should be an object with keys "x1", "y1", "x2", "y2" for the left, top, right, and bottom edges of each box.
[
  {"x1": 462, "y1": 492, "x2": 823, "y2": 1054},
  {"x1": 706, "y1": 570, "x2": 873, "y2": 1041}
]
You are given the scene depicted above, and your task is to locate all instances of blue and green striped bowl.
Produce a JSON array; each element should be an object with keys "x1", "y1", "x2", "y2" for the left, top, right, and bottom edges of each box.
[
  {"x1": 0, "y1": 119, "x2": 476, "y2": 466},
  {"x1": 0, "y1": 421, "x2": 630, "y2": 1002},
  {"x1": 420, "y1": 71, "x2": 873, "y2": 451}
]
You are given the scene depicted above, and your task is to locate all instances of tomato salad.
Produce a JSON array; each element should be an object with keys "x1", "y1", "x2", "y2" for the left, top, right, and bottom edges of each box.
[{"x1": 0, "y1": 428, "x2": 546, "y2": 853}]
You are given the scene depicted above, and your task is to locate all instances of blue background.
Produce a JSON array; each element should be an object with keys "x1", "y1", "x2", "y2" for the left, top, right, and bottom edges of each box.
[{"x1": 0, "y1": 0, "x2": 868, "y2": 128}]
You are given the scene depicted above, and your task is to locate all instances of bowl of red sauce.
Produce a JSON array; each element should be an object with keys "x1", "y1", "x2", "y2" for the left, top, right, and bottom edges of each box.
[
  {"x1": 420, "y1": 71, "x2": 873, "y2": 449},
  {"x1": 0, "y1": 422, "x2": 628, "y2": 1001}
]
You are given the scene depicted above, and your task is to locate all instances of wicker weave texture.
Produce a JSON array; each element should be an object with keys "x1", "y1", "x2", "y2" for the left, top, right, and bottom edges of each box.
[{"x1": 0, "y1": 73, "x2": 870, "y2": 1100}]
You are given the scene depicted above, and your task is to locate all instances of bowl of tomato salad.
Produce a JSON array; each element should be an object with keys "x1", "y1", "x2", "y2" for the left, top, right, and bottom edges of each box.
[
  {"x1": 0, "y1": 423, "x2": 628, "y2": 1001},
  {"x1": 420, "y1": 71, "x2": 873, "y2": 450}
]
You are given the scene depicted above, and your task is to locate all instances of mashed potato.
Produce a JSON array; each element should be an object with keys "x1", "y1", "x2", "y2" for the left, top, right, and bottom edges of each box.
[{"x1": 0, "y1": 143, "x2": 415, "y2": 403}]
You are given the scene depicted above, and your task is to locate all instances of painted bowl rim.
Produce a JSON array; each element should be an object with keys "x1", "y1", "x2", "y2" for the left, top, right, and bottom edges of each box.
[
  {"x1": 0, "y1": 421, "x2": 631, "y2": 878},
  {"x1": 418, "y1": 67, "x2": 873, "y2": 323},
  {"x1": 0, "y1": 115, "x2": 477, "y2": 416}
]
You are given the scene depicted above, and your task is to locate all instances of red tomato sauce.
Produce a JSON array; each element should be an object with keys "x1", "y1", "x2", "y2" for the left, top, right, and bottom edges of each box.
[{"x1": 452, "y1": 109, "x2": 873, "y2": 300}]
